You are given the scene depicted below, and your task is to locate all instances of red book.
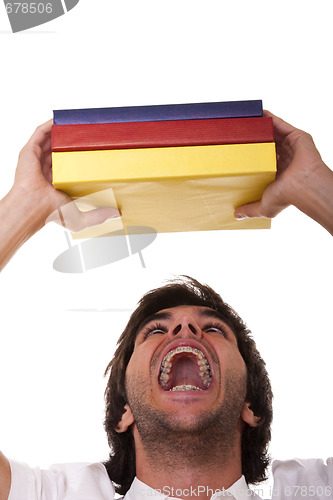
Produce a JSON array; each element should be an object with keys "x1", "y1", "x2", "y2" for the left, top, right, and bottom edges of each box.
[{"x1": 51, "y1": 117, "x2": 274, "y2": 152}]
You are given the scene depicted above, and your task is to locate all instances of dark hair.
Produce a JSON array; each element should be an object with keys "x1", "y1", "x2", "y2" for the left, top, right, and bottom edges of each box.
[{"x1": 104, "y1": 277, "x2": 273, "y2": 494}]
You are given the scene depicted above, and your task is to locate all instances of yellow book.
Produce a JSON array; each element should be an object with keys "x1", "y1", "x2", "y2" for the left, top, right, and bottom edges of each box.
[{"x1": 52, "y1": 143, "x2": 276, "y2": 237}]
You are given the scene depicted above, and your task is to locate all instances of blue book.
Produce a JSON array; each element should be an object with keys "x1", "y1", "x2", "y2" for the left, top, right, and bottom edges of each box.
[{"x1": 53, "y1": 100, "x2": 263, "y2": 125}]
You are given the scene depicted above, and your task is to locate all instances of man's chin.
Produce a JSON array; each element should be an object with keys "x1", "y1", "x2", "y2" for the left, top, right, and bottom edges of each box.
[
  {"x1": 148, "y1": 402, "x2": 223, "y2": 436},
  {"x1": 135, "y1": 403, "x2": 240, "y2": 468},
  {"x1": 160, "y1": 412, "x2": 204, "y2": 433}
]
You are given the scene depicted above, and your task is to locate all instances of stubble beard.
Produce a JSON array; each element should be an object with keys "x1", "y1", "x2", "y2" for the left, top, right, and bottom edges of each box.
[{"x1": 126, "y1": 371, "x2": 247, "y2": 472}]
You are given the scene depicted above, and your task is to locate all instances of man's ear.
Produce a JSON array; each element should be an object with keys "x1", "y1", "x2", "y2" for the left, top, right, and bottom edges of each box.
[
  {"x1": 115, "y1": 404, "x2": 135, "y2": 433},
  {"x1": 241, "y1": 402, "x2": 262, "y2": 427}
]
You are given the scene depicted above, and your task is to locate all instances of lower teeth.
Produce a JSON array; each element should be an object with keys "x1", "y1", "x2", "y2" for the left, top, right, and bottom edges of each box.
[{"x1": 170, "y1": 385, "x2": 202, "y2": 391}]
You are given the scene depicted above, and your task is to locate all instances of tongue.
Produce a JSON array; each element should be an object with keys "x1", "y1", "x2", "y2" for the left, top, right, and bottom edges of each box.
[{"x1": 168, "y1": 355, "x2": 204, "y2": 390}]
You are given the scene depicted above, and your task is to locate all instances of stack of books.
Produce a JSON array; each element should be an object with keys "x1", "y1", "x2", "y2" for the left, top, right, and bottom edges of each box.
[{"x1": 52, "y1": 100, "x2": 276, "y2": 238}]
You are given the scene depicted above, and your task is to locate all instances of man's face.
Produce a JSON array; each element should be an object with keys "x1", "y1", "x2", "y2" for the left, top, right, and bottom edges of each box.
[{"x1": 125, "y1": 305, "x2": 248, "y2": 432}]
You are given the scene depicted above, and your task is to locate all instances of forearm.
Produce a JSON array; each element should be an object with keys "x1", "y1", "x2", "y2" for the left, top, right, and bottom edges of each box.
[
  {"x1": 292, "y1": 162, "x2": 333, "y2": 236},
  {"x1": 0, "y1": 187, "x2": 51, "y2": 271}
]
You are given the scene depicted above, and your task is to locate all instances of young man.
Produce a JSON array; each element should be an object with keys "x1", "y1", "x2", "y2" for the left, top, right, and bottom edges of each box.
[
  {"x1": 102, "y1": 276, "x2": 273, "y2": 498},
  {"x1": 0, "y1": 112, "x2": 332, "y2": 500}
]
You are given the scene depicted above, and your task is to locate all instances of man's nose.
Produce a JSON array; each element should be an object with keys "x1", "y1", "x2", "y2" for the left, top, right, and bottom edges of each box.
[{"x1": 170, "y1": 319, "x2": 202, "y2": 338}]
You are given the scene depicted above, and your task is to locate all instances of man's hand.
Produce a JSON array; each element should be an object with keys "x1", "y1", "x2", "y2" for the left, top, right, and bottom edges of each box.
[
  {"x1": 234, "y1": 111, "x2": 333, "y2": 235},
  {"x1": 13, "y1": 119, "x2": 68, "y2": 210},
  {"x1": 13, "y1": 119, "x2": 121, "y2": 231},
  {"x1": 0, "y1": 120, "x2": 121, "y2": 271}
]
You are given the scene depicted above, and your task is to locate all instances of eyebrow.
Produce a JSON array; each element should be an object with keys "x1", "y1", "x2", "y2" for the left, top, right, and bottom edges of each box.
[
  {"x1": 198, "y1": 308, "x2": 228, "y2": 322},
  {"x1": 198, "y1": 309, "x2": 236, "y2": 336},
  {"x1": 136, "y1": 311, "x2": 173, "y2": 334}
]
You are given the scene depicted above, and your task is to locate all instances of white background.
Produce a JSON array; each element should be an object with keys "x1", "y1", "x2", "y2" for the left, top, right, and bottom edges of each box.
[{"x1": 0, "y1": 0, "x2": 332, "y2": 492}]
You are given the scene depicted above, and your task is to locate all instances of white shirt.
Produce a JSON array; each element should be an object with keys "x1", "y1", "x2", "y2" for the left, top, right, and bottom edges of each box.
[
  {"x1": 8, "y1": 457, "x2": 333, "y2": 500},
  {"x1": 125, "y1": 475, "x2": 260, "y2": 500}
]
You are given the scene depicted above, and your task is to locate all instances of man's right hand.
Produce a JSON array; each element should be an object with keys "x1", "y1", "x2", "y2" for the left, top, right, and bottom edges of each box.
[{"x1": 0, "y1": 120, "x2": 121, "y2": 271}]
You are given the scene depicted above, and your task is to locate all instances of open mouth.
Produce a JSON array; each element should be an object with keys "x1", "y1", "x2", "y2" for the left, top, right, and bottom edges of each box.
[{"x1": 158, "y1": 345, "x2": 212, "y2": 392}]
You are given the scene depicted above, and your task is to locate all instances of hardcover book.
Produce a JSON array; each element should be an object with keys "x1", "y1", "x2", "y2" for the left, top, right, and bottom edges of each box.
[
  {"x1": 52, "y1": 142, "x2": 276, "y2": 235},
  {"x1": 53, "y1": 100, "x2": 263, "y2": 125},
  {"x1": 51, "y1": 117, "x2": 273, "y2": 152}
]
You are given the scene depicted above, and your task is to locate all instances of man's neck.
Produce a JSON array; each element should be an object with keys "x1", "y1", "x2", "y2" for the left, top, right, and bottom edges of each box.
[
  {"x1": 133, "y1": 427, "x2": 243, "y2": 500},
  {"x1": 137, "y1": 464, "x2": 242, "y2": 500}
]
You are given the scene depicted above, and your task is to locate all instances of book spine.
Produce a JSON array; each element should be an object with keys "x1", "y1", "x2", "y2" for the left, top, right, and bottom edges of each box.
[
  {"x1": 52, "y1": 117, "x2": 273, "y2": 152},
  {"x1": 52, "y1": 143, "x2": 276, "y2": 186},
  {"x1": 53, "y1": 100, "x2": 263, "y2": 125}
]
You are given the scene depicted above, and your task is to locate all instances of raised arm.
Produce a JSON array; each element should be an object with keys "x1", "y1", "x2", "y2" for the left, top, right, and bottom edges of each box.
[
  {"x1": 0, "y1": 120, "x2": 120, "y2": 271},
  {"x1": 0, "y1": 452, "x2": 10, "y2": 500},
  {"x1": 234, "y1": 110, "x2": 333, "y2": 236}
]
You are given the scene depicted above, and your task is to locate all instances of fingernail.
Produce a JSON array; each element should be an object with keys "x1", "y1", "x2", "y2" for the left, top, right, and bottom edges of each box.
[
  {"x1": 106, "y1": 210, "x2": 122, "y2": 221},
  {"x1": 235, "y1": 213, "x2": 246, "y2": 220}
]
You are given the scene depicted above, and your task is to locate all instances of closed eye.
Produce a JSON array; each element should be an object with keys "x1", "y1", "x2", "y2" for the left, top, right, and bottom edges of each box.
[
  {"x1": 203, "y1": 322, "x2": 228, "y2": 337},
  {"x1": 142, "y1": 322, "x2": 167, "y2": 339}
]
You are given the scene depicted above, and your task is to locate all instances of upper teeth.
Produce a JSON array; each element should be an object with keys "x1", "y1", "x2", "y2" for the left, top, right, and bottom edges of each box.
[{"x1": 159, "y1": 346, "x2": 212, "y2": 389}]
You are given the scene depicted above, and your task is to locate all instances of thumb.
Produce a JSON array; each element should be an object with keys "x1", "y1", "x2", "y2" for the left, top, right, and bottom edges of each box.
[
  {"x1": 75, "y1": 206, "x2": 122, "y2": 232},
  {"x1": 234, "y1": 195, "x2": 287, "y2": 220},
  {"x1": 47, "y1": 203, "x2": 121, "y2": 232},
  {"x1": 234, "y1": 179, "x2": 289, "y2": 220},
  {"x1": 234, "y1": 201, "x2": 266, "y2": 220}
]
